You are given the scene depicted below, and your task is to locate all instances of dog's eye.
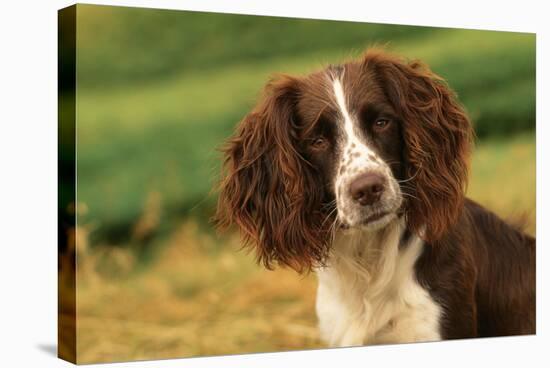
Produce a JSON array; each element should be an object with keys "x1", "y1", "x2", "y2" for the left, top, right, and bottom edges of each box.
[
  {"x1": 310, "y1": 136, "x2": 329, "y2": 150},
  {"x1": 373, "y1": 119, "x2": 391, "y2": 131}
]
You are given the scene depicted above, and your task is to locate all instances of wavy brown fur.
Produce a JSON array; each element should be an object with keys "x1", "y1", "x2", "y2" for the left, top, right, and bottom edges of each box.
[
  {"x1": 215, "y1": 76, "x2": 332, "y2": 272},
  {"x1": 363, "y1": 50, "x2": 473, "y2": 242}
]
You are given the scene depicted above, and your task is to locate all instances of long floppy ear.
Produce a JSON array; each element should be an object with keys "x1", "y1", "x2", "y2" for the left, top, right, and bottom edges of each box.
[
  {"x1": 364, "y1": 50, "x2": 473, "y2": 241},
  {"x1": 214, "y1": 75, "x2": 330, "y2": 272}
]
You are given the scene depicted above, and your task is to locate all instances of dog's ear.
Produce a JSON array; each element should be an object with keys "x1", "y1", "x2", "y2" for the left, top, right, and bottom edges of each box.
[
  {"x1": 364, "y1": 50, "x2": 473, "y2": 241},
  {"x1": 215, "y1": 75, "x2": 330, "y2": 272}
]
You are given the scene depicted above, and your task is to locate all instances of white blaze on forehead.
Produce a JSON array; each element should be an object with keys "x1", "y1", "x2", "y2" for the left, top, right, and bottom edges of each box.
[
  {"x1": 332, "y1": 78, "x2": 358, "y2": 146},
  {"x1": 331, "y1": 77, "x2": 375, "y2": 156}
]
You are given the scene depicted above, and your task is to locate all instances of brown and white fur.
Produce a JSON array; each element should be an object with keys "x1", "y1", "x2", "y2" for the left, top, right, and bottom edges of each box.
[{"x1": 215, "y1": 49, "x2": 535, "y2": 346}]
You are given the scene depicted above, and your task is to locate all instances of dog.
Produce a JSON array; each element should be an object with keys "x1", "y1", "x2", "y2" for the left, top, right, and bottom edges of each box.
[{"x1": 215, "y1": 49, "x2": 535, "y2": 346}]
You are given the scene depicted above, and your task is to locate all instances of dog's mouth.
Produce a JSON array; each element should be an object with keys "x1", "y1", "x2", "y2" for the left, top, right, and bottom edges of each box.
[
  {"x1": 338, "y1": 211, "x2": 394, "y2": 230},
  {"x1": 335, "y1": 192, "x2": 403, "y2": 231},
  {"x1": 361, "y1": 211, "x2": 390, "y2": 225}
]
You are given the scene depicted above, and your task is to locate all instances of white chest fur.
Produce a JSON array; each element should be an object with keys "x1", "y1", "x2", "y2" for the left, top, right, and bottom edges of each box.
[{"x1": 315, "y1": 220, "x2": 442, "y2": 347}]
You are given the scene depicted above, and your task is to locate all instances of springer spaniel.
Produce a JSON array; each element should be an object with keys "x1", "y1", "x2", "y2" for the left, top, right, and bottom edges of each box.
[{"x1": 215, "y1": 49, "x2": 535, "y2": 346}]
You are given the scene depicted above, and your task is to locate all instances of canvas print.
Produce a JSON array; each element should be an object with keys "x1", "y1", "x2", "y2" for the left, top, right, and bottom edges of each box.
[{"x1": 58, "y1": 4, "x2": 536, "y2": 364}]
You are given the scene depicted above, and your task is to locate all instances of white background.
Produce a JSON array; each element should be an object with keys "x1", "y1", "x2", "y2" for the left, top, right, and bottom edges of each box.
[{"x1": 0, "y1": 0, "x2": 547, "y2": 366}]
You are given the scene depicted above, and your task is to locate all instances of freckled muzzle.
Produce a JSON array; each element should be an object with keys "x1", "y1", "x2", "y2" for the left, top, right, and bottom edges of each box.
[{"x1": 335, "y1": 163, "x2": 402, "y2": 229}]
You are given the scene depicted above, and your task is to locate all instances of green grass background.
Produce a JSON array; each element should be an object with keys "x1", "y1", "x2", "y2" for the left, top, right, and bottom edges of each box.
[
  {"x1": 74, "y1": 6, "x2": 535, "y2": 240},
  {"x1": 64, "y1": 4, "x2": 536, "y2": 363}
]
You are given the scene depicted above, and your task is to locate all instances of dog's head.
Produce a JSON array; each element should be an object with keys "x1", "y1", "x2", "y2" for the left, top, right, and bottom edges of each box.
[{"x1": 215, "y1": 50, "x2": 473, "y2": 272}]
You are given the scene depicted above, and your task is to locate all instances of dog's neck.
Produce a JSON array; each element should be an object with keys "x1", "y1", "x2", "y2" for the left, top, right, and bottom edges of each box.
[
  {"x1": 316, "y1": 217, "x2": 437, "y2": 346},
  {"x1": 326, "y1": 217, "x2": 423, "y2": 293}
]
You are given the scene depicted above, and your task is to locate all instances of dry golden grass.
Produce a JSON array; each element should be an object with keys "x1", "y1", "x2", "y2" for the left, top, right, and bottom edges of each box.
[
  {"x1": 75, "y1": 222, "x2": 321, "y2": 363},
  {"x1": 70, "y1": 134, "x2": 535, "y2": 364},
  {"x1": 468, "y1": 134, "x2": 536, "y2": 234}
]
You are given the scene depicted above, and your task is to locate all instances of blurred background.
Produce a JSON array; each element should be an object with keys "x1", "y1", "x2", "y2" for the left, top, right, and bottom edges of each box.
[{"x1": 63, "y1": 4, "x2": 535, "y2": 363}]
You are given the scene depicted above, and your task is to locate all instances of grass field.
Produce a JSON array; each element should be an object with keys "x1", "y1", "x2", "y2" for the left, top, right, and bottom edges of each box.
[
  {"x1": 74, "y1": 27, "x2": 535, "y2": 244},
  {"x1": 71, "y1": 133, "x2": 535, "y2": 364},
  {"x1": 61, "y1": 6, "x2": 536, "y2": 363}
]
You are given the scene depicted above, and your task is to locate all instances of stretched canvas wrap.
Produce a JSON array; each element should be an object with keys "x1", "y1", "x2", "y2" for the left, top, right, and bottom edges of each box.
[{"x1": 58, "y1": 4, "x2": 536, "y2": 364}]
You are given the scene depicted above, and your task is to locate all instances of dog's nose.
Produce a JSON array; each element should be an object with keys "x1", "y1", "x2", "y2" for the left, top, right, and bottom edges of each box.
[{"x1": 349, "y1": 173, "x2": 386, "y2": 206}]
